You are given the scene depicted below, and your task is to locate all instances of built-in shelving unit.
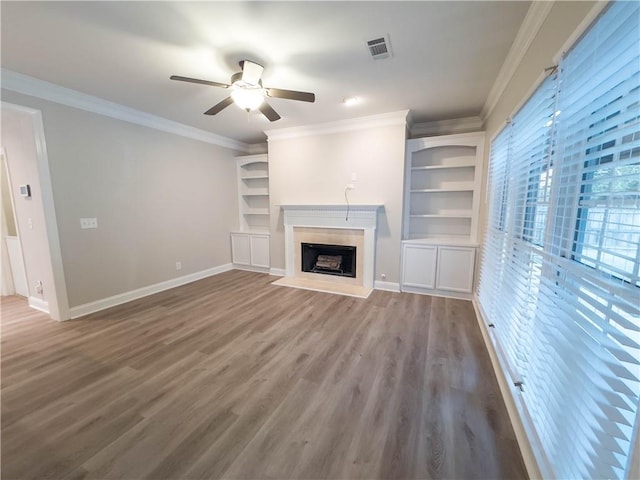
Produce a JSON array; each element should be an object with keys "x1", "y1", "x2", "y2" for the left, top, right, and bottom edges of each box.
[
  {"x1": 401, "y1": 132, "x2": 485, "y2": 299},
  {"x1": 403, "y1": 132, "x2": 484, "y2": 244},
  {"x1": 236, "y1": 154, "x2": 270, "y2": 232},
  {"x1": 232, "y1": 154, "x2": 270, "y2": 272}
]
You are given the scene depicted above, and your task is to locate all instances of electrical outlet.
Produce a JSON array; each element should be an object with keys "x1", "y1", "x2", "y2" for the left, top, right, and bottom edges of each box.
[
  {"x1": 80, "y1": 218, "x2": 98, "y2": 229},
  {"x1": 35, "y1": 281, "x2": 43, "y2": 294},
  {"x1": 347, "y1": 183, "x2": 355, "y2": 190},
  {"x1": 351, "y1": 171, "x2": 357, "y2": 181},
  {"x1": 176, "y1": 261, "x2": 182, "y2": 271}
]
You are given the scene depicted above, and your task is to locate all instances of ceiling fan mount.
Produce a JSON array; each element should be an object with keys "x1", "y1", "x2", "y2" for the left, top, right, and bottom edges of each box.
[{"x1": 170, "y1": 60, "x2": 315, "y2": 122}]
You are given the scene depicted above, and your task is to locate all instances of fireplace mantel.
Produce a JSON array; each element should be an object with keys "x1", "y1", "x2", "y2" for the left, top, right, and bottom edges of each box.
[
  {"x1": 280, "y1": 204, "x2": 382, "y2": 228},
  {"x1": 279, "y1": 204, "x2": 383, "y2": 292}
]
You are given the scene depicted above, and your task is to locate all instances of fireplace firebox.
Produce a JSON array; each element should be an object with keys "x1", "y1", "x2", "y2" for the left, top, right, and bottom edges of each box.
[{"x1": 301, "y1": 243, "x2": 357, "y2": 278}]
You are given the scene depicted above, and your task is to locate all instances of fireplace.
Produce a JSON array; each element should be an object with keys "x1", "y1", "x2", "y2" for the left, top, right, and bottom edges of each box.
[
  {"x1": 275, "y1": 204, "x2": 382, "y2": 297},
  {"x1": 301, "y1": 243, "x2": 356, "y2": 278}
]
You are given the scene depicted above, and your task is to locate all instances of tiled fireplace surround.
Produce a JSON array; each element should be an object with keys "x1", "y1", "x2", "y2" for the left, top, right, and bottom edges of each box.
[{"x1": 276, "y1": 204, "x2": 382, "y2": 297}]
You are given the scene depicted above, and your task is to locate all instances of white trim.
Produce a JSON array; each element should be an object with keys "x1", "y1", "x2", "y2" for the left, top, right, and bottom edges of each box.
[
  {"x1": 1, "y1": 69, "x2": 249, "y2": 152},
  {"x1": 269, "y1": 267, "x2": 286, "y2": 276},
  {"x1": 28, "y1": 296, "x2": 49, "y2": 314},
  {"x1": 265, "y1": 110, "x2": 409, "y2": 141},
  {"x1": 400, "y1": 286, "x2": 472, "y2": 301},
  {"x1": 232, "y1": 264, "x2": 270, "y2": 274},
  {"x1": 247, "y1": 143, "x2": 268, "y2": 155},
  {"x1": 69, "y1": 263, "x2": 232, "y2": 319},
  {"x1": 552, "y1": 1, "x2": 609, "y2": 64},
  {"x1": 373, "y1": 280, "x2": 400, "y2": 292},
  {"x1": 472, "y1": 296, "x2": 547, "y2": 480},
  {"x1": 2, "y1": 102, "x2": 71, "y2": 320},
  {"x1": 480, "y1": 1, "x2": 554, "y2": 121},
  {"x1": 410, "y1": 116, "x2": 483, "y2": 138},
  {"x1": 280, "y1": 204, "x2": 382, "y2": 289}
]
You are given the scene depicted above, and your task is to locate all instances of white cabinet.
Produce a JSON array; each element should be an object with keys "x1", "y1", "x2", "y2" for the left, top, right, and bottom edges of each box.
[
  {"x1": 249, "y1": 234, "x2": 270, "y2": 268},
  {"x1": 232, "y1": 154, "x2": 270, "y2": 272},
  {"x1": 401, "y1": 132, "x2": 483, "y2": 298},
  {"x1": 401, "y1": 244, "x2": 437, "y2": 289},
  {"x1": 436, "y1": 246, "x2": 475, "y2": 293},
  {"x1": 231, "y1": 232, "x2": 270, "y2": 271},
  {"x1": 401, "y1": 241, "x2": 476, "y2": 298}
]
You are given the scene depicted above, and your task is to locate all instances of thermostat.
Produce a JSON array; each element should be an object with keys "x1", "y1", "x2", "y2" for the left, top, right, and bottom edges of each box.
[{"x1": 19, "y1": 185, "x2": 31, "y2": 198}]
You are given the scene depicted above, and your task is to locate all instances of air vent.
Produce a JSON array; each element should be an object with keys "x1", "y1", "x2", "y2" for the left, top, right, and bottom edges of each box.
[{"x1": 366, "y1": 35, "x2": 392, "y2": 60}]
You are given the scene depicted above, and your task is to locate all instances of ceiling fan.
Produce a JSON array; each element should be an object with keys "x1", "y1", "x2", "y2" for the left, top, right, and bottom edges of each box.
[{"x1": 170, "y1": 60, "x2": 315, "y2": 122}]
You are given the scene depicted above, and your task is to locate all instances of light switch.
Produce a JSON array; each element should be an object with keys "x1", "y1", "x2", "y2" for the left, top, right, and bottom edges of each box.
[{"x1": 80, "y1": 218, "x2": 98, "y2": 229}]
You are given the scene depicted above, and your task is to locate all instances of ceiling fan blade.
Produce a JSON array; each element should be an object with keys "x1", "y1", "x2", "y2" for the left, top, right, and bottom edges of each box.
[
  {"x1": 204, "y1": 97, "x2": 234, "y2": 115},
  {"x1": 259, "y1": 102, "x2": 281, "y2": 122},
  {"x1": 266, "y1": 88, "x2": 315, "y2": 103},
  {"x1": 240, "y1": 60, "x2": 264, "y2": 86},
  {"x1": 170, "y1": 75, "x2": 230, "y2": 89}
]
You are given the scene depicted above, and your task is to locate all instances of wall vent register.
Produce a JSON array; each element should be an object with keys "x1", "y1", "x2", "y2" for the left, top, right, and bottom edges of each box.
[{"x1": 301, "y1": 243, "x2": 356, "y2": 278}]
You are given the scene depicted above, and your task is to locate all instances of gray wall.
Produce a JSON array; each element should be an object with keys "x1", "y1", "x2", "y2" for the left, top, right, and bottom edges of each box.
[
  {"x1": 268, "y1": 123, "x2": 406, "y2": 283},
  {"x1": 2, "y1": 90, "x2": 240, "y2": 308}
]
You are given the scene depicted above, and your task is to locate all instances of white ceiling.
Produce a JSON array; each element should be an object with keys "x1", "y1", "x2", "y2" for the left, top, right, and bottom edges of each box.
[{"x1": 1, "y1": 1, "x2": 530, "y2": 144}]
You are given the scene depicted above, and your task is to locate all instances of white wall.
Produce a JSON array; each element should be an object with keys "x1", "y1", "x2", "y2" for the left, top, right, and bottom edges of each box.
[
  {"x1": 268, "y1": 119, "x2": 406, "y2": 284},
  {"x1": 2, "y1": 90, "x2": 240, "y2": 311}
]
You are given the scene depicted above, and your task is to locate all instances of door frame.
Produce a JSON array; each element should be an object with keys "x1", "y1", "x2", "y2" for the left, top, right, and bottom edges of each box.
[{"x1": 2, "y1": 101, "x2": 70, "y2": 320}]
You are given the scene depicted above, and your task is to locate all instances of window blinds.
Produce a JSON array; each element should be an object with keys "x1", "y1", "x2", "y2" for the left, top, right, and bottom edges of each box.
[{"x1": 478, "y1": 2, "x2": 639, "y2": 478}]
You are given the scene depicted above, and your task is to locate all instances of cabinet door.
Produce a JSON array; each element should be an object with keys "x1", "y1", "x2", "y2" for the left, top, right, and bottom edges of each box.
[
  {"x1": 250, "y1": 234, "x2": 270, "y2": 268},
  {"x1": 436, "y1": 246, "x2": 475, "y2": 292},
  {"x1": 231, "y1": 234, "x2": 251, "y2": 265},
  {"x1": 402, "y1": 244, "x2": 437, "y2": 289}
]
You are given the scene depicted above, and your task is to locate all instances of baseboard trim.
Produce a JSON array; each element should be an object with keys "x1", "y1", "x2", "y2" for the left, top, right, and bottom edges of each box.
[
  {"x1": 400, "y1": 285, "x2": 472, "y2": 300},
  {"x1": 28, "y1": 296, "x2": 49, "y2": 314},
  {"x1": 269, "y1": 267, "x2": 286, "y2": 277},
  {"x1": 232, "y1": 264, "x2": 271, "y2": 274},
  {"x1": 471, "y1": 296, "x2": 545, "y2": 479},
  {"x1": 373, "y1": 280, "x2": 400, "y2": 292},
  {"x1": 69, "y1": 263, "x2": 233, "y2": 319}
]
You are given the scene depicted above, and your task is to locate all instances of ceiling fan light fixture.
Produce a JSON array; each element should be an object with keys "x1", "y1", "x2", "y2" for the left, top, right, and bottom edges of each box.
[{"x1": 231, "y1": 86, "x2": 264, "y2": 111}]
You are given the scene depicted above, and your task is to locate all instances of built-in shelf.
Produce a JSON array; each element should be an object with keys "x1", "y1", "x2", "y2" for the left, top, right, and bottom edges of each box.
[
  {"x1": 409, "y1": 213, "x2": 472, "y2": 218},
  {"x1": 411, "y1": 163, "x2": 475, "y2": 171},
  {"x1": 241, "y1": 174, "x2": 269, "y2": 180},
  {"x1": 242, "y1": 189, "x2": 269, "y2": 196},
  {"x1": 243, "y1": 208, "x2": 270, "y2": 215},
  {"x1": 404, "y1": 235, "x2": 479, "y2": 246},
  {"x1": 403, "y1": 132, "x2": 485, "y2": 243},
  {"x1": 410, "y1": 187, "x2": 474, "y2": 193},
  {"x1": 236, "y1": 154, "x2": 270, "y2": 232},
  {"x1": 401, "y1": 132, "x2": 485, "y2": 299}
]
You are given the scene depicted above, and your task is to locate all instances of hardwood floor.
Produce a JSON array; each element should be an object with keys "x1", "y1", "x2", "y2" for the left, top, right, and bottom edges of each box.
[{"x1": 1, "y1": 270, "x2": 527, "y2": 479}]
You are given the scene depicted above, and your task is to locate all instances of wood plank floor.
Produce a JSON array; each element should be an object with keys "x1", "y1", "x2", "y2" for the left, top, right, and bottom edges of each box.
[{"x1": 1, "y1": 270, "x2": 527, "y2": 479}]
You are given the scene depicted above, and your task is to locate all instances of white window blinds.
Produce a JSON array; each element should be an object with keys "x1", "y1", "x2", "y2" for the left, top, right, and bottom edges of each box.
[{"x1": 478, "y1": 2, "x2": 640, "y2": 478}]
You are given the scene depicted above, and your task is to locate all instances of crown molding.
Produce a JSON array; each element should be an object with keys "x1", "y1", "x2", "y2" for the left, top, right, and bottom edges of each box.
[
  {"x1": 1, "y1": 69, "x2": 250, "y2": 152},
  {"x1": 410, "y1": 116, "x2": 483, "y2": 138},
  {"x1": 247, "y1": 142, "x2": 268, "y2": 154},
  {"x1": 265, "y1": 110, "x2": 409, "y2": 141},
  {"x1": 480, "y1": 1, "x2": 554, "y2": 121}
]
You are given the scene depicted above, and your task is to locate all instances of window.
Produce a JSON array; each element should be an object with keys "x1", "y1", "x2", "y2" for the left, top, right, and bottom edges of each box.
[{"x1": 478, "y1": 2, "x2": 640, "y2": 478}]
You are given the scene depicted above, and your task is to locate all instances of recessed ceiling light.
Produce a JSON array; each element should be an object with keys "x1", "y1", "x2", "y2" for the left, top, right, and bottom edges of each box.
[{"x1": 343, "y1": 96, "x2": 361, "y2": 106}]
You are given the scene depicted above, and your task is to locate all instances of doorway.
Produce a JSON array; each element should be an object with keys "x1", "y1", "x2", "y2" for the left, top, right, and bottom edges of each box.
[
  {"x1": 1, "y1": 149, "x2": 29, "y2": 297},
  {"x1": 1, "y1": 102, "x2": 69, "y2": 320}
]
